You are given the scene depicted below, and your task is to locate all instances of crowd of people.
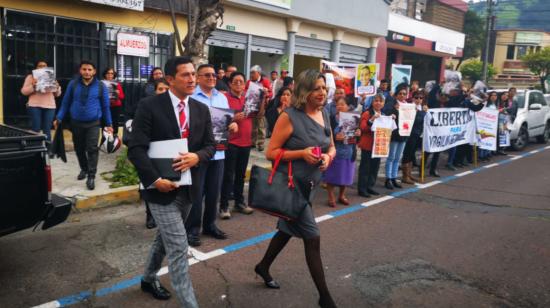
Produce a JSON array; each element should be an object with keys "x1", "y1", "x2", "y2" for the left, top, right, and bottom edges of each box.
[{"x1": 19, "y1": 56, "x2": 521, "y2": 308}]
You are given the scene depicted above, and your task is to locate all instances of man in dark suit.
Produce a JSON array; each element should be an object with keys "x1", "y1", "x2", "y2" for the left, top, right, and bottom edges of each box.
[{"x1": 128, "y1": 57, "x2": 215, "y2": 307}]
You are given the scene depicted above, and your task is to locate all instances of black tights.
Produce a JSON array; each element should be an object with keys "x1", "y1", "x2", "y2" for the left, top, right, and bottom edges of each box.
[{"x1": 257, "y1": 231, "x2": 336, "y2": 307}]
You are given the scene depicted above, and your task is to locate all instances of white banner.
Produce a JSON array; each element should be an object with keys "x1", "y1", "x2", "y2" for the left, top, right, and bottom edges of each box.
[
  {"x1": 117, "y1": 32, "x2": 150, "y2": 57},
  {"x1": 371, "y1": 116, "x2": 397, "y2": 158},
  {"x1": 83, "y1": 0, "x2": 144, "y2": 11},
  {"x1": 423, "y1": 108, "x2": 477, "y2": 153},
  {"x1": 398, "y1": 103, "x2": 416, "y2": 137},
  {"x1": 475, "y1": 108, "x2": 499, "y2": 151}
]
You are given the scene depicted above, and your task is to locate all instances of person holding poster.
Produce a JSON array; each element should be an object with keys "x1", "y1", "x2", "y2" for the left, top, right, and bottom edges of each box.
[
  {"x1": 383, "y1": 88, "x2": 412, "y2": 189},
  {"x1": 477, "y1": 91, "x2": 499, "y2": 161},
  {"x1": 357, "y1": 94, "x2": 388, "y2": 197},
  {"x1": 401, "y1": 91, "x2": 427, "y2": 184},
  {"x1": 355, "y1": 64, "x2": 378, "y2": 97},
  {"x1": 323, "y1": 98, "x2": 359, "y2": 207},
  {"x1": 20, "y1": 60, "x2": 62, "y2": 142}
]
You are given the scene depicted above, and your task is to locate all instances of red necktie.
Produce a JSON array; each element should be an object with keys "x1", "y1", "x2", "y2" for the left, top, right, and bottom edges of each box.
[{"x1": 178, "y1": 101, "x2": 189, "y2": 138}]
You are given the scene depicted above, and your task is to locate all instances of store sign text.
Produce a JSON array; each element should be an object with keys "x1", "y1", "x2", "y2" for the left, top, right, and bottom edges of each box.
[
  {"x1": 117, "y1": 33, "x2": 150, "y2": 57},
  {"x1": 82, "y1": 0, "x2": 144, "y2": 12},
  {"x1": 433, "y1": 42, "x2": 457, "y2": 55}
]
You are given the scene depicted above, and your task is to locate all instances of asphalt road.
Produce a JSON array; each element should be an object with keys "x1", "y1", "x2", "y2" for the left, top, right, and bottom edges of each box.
[{"x1": 1, "y1": 144, "x2": 550, "y2": 308}]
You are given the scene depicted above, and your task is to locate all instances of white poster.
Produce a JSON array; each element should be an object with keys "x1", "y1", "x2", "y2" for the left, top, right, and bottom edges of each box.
[
  {"x1": 371, "y1": 116, "x2": 397, "y2": 158},
  {"x1": 355, "y1": 63, "x2": 379, "y2": 97},
  {"x1": 83, "y1": 0, "x2": 144, "y2": 11},
  {"x1": 423, "y1": 108, "x2": 477, "y2": 153},
  {"x1": 391, "y1": 64, "x2": 412, "y2": 95},
  {"x1": 475, "y1": 108, "x2": 499, "y2": 151},
  {"x1": 117, "y1": 32, "x2": 150, "y2": 57},
  {"x1": 32, "y1": 67, "x2": 57, "y2": 93},
  {"x1": 398, "y1": 103, "x2": 417, "y2": 137}
]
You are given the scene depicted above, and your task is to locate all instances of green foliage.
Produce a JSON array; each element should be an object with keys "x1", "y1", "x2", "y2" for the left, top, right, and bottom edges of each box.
[
  {"x1": 462, "y1": 10, "x2": 485, "y2": 61},
  {"x1": 103, "y1": 148, "x2": 140, "y2": 188},
  {"x1": 459, "y1": 60, "x2": 496, "y2": 82},
  {"x1": 522, "y1": 47, "x2": 550, "y2": 93}
]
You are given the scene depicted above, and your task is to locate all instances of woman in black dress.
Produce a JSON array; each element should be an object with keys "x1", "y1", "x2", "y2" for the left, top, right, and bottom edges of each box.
[{"x1": 255, "y1": 70, "x2": 337, "y2": 308}]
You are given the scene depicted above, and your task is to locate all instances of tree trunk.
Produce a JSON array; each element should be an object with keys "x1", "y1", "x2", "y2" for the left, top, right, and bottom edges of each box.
[
  {"x1": 455, "y1": 58, "x2": 464, "y2": 70},
  {"x1": 541, "y1": 74, "x2": 548, "y2": 94},
  {"x1": 182, "y1": 0, "x2": 224, "y2": 67}
]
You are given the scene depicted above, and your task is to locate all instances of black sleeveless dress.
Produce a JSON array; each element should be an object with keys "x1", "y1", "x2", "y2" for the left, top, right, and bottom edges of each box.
[{"x1": 276, "y1": 107, "x2": 331, "y2": 239}]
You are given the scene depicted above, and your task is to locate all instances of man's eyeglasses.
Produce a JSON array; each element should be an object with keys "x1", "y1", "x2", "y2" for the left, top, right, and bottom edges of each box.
[{"x1": 232, "y1": 80, "x2": 245, "y2": 85}]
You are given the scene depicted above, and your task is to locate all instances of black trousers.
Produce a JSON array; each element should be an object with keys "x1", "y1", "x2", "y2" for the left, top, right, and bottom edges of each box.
[
  {"x1": 357, "y1": 150, "x2": 381, "y2": 195},
  {"x1": 402, "y1": 134, "x2": 421, "y2": 164},
  {"x1": 71, "y1": 120, "x2": 100, "y2": 177},
  {"x1": 455, "y1": 144, "x2": 473, "y2": 164},
  {"x1": 110, "y1": 106, "x2": 122, "y2": 136},
  {"x1": 185, "y1": 159, "x2": 224, "y2": 234},
  {"x1": 423, "y1": 152, "x2": 440, "y2": 172},
  {"x1": 220, "y1": 144, "x2": 251, "y2": 210}
]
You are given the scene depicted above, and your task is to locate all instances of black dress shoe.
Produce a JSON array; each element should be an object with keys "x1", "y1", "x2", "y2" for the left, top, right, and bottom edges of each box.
[
  {"x1": 384, "y1": 179, "x2": 394, "y2": 190},
  {"x1": 254, "y1": 264, "x2": 280, "y2": 289},
  {"x1": 358, "y1": 191, "x2": 371, "y2": 198},
  {"x1": 77, "y1": 170, "x2": 87, "y2": 180},
  {"x1": 187, "y1": 233, "x2": 201, "y2": 247},
  {"x1": 367, "y1": 188, "x2": 380, "y2": 195},
  {"x1": 146, "y1": 213, "x2": 156, "y2": 229},
  {"x1": 141, "y1": 279, "x2": 171, "y2": 300},
  {"x1": 203, "y1": 226, "x2": 228, "y2": 240},
  {"x1": 391, "y1": 179, "x2": 402, "y2": 189},
  {"x1": 429, "y1": 170, "x2": 440, "y2": 177},
  {"x1": 86, "y1": 177, "x2": 95, "y2": 190}
]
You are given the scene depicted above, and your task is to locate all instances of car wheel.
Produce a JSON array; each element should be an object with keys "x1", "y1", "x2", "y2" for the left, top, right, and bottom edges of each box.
[
  {"x1": 512, "y1": 124, "x2": 529, "y2": 151},
  {"x1": 536, "y1": 122, "x2": 550, "y2": 144}
]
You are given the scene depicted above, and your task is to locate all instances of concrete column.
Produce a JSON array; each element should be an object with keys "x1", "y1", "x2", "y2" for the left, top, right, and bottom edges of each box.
[
  {"x1": 331, "y1": 29, "x2": 345, "y2": 62},
  {"x1": 368, "y1": 37, "x2": 380, "y2": 64},
  {"x1": 245, "y1": 34, "x2": 252, "y2": 79},
  {"x1": 286, "y1": 18, "x2": 301, "y2": 76},
  {"x1": 287, "y1": 31, "x2": 296, "y2": 76}
]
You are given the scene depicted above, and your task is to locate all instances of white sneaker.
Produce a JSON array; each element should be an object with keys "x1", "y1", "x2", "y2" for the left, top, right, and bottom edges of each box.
[{"x1": 219, "y1": 209, "x2": 231, "y2": 220}]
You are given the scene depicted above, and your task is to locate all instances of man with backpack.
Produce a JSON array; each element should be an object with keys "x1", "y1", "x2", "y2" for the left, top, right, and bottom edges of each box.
[{"x1": 54, "y1": 60, "x2": 113, "y2": 190}]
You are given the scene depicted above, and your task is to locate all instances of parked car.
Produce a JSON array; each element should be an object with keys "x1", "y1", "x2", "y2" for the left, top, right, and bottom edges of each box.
[
  {"x1": 493, "y1": 89, "x2": 550, "y2": 150},
  {"x1": 0, "y1": 124, "x2": 71, "y2": 237}
]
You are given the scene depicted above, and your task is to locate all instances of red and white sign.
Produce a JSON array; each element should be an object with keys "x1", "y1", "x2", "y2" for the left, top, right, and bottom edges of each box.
[{"x1": 117, "y1": 33, "x2": 150, "y2": 57}]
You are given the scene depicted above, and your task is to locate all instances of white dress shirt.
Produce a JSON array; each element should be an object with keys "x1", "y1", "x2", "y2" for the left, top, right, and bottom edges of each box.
[{"x1": 168, "y1": 90, "x2": 190, "y2": 132}]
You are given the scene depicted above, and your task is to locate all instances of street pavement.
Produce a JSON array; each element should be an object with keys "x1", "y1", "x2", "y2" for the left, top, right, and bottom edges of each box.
[{"x1": 1, "y1": 144, "x2": 550, "y2": 308}]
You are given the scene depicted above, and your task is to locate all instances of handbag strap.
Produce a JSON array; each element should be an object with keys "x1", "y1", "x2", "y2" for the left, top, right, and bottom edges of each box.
[{"x1": 268, "y1": 149, "x2": 295, "y2": 189}]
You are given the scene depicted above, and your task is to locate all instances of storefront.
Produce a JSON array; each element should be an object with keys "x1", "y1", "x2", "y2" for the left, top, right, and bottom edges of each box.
[{"x1": 0, "y1": 0, "x2": 185, "y2": 126}]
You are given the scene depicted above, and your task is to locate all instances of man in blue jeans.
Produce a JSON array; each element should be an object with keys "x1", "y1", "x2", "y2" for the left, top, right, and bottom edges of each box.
[{"x1": 54, "y1": 60, "x2": 112, "y2": 190}]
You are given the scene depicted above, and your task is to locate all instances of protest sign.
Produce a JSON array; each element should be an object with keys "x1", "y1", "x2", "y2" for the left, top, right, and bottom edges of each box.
[
  {"x1": 32, "y1": 67, "x2": 57, "y2": 93},
  {"x1": 442, "y1": 70, "x2": 462, "y2": 94},
  {"x1": 101, "y1": 80, "x2": 118, "y2": 101},
  {"x1": 498, "y1": 113, "x2": 512, "y2": 147},
  {"x1": 244, "y1": 82, "x2": 263, "y2": 117},
  {"x1": 423, "y1": 108, "x2": 477, "y2": 152},
  {"x1": 398, "y1": 103, "x2": 417, "y2": 137},
  {"x1": 338, "y1": 111, "x2": 360, "y2": 143},
  {"x1": 475, "y1": 108, "x2": 499, "y2": 151},
  {"x1": 371, "y1": 115, "x2": 397, "y2": 158},
  {"x1": 210, "y1": 107, "x2": 234, "y2": 151},
  {"x1": 355, "y1": 63, "x2": 379, "y2": 97},
  {"x1": 321, "y1": 60, "x2": 357, "y2": 97},
  {"x1": 391, "y1": 64, "x2": 412, "y2": 94}
]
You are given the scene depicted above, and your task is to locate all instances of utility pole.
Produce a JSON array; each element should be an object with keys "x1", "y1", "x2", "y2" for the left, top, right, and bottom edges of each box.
[{"x1": 482, "y1": 0, "x2": 494, "y2": 83}]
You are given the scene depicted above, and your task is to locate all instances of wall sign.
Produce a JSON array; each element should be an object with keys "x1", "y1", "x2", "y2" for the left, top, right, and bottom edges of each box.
[
  {"x1": 251, "y1": 0, "x2": 291, "y2": 9},
  {"x1": 386, "y1": 30, "x2": 415, "y2": 46},
  {"x1": 117, "y1": 33, "x2": 150, "y2": 57},
  {"x1": 433, "y1": 41, "x2": 457, "y2": 55},
  {"x1": 83, "y1": 0, "x2": 144, "y2": 11}
]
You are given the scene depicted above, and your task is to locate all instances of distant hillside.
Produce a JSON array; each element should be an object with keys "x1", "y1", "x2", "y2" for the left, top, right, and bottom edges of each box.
[{"x1": 469, "y1": 0, "x2": 550, "y2": 32}]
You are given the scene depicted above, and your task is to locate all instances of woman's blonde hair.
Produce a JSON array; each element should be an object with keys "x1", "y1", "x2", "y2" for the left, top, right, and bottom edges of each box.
[{"x1": 292, "y1": 69, "x2": 326, "y2": 110}]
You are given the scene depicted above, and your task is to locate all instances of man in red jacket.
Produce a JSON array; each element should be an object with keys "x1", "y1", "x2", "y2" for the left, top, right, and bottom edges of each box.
[{"x1": 245, "y1": 65, "x2": 272, "y2": 151}]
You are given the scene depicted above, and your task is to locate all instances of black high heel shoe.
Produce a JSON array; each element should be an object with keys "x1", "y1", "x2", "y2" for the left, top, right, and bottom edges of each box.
[
  {"x1": 319, "y1": 296, "x2": 337, "y2": 308},
  {"x1": 254, "y1": 264, "x2": 280, "y2": 289}
]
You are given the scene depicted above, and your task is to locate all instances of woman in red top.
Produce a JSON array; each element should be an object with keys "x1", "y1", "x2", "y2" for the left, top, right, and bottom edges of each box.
[
  {"x1": 102, "y1": 68, "x2": 125, "y2": 137},
  {"x1": 357, "y1": 94, "x2": 386, "y2": 197}
]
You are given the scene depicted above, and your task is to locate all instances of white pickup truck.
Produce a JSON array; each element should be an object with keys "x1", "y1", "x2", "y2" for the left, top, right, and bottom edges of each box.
[{"x1": 504, "y1": 90, "x2": 550, "y2": 150}]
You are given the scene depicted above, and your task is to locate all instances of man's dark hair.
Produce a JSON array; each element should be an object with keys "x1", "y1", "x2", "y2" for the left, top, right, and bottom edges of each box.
[
  {"x1": 283, "y1": 76, "x2": 294, "y2": 87},
  {"x1": 271, "y1": 70, "x2": 278, "y2": 75},
  {"x1": 197, "y1": 63, "x2": 215, "y2": 72},
  {"x1": 79, "y1": 60, "x2": 96, "y2": 69},
  {"x1": 164, "y1": 56, "x2": 193, "y2": 77},
  {"x1": 395, "y1": 82, "x2": 408, "y2": 94},
  {"x1": 380, "y1": 79, "x2": 389, "y2": 84},
  {"x1": 229, "y1": 71, "x2": 246, "y2": 83}
]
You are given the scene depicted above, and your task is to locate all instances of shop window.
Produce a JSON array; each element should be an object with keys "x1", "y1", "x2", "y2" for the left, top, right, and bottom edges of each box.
[
  {"x1": 506, "y1": 45, "x2": 515, "y2": 60},
  {"x1": 516, "y1": 45, "x2": 528, "y2": 59}
]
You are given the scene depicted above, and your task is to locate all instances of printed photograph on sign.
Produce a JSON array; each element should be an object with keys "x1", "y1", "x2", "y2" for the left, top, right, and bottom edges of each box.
[
  {"x1": 371, "y1": 116, "x2": 397, "y2": 158},
  {"x1": 475, "y1": 108, "x2": 499, "y2": 151},
  {"x1": 101, "y1": 80, "x2": 118, "y2": 101},
  {"x1": 244, "y1": 82, "x2": 264, "y2": 117},
  {"x1": 321, "y1": 60, "x2": 357, "y2": 97},
  {"x1": 391, "y1": 64, "x2": 412, "y2": 94},
  {"x1": 32, "y1": 67, "x2": 57, "y2": 93},
  {"x1": 355, "y1": 63, "x2": 378, "y2": 97},
  {"x1": 338, "y1": 111, "x2": 361, "y2": 142},
  {"x1": 210, "y1": 107, "x2": 234, "y2": 151}
]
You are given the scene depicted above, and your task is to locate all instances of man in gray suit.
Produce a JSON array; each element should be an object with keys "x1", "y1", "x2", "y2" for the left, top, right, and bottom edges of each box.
[{"x1": 128, "y1": 56, "x2": 216, "y2": 307}]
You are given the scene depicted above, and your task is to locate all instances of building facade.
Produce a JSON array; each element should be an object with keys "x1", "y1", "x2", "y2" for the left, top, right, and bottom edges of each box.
[
  {"x1": 0, "y1": 0, "x2": 186, "y2": 125},
  {"x1": 206, "y1": 0, "x2": 390, "y2": 78},
  {"x1": 377, "y1": 0, "x2": 466, "y2": 89}
]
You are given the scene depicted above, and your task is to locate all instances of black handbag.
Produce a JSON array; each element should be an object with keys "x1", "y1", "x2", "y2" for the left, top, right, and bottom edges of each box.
[{"x1": 248, "y1": 150, "x2": 308, "y2": 221}]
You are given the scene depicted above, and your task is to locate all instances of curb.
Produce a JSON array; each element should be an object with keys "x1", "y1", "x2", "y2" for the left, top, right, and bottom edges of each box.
[{"x1": 74, "y1": 185, "x2": 140, "y2": 210}]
